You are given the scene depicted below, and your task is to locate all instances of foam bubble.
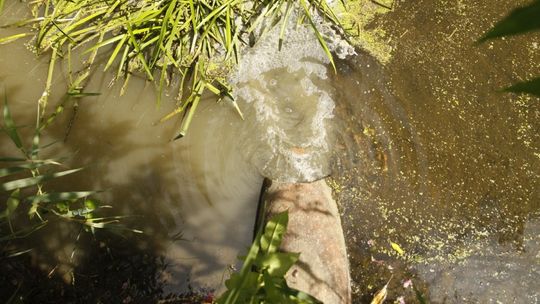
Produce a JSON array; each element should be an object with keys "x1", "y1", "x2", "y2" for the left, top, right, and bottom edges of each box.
[{"x1": 230, "y1": 13, "x2": 347, "y2": 182}]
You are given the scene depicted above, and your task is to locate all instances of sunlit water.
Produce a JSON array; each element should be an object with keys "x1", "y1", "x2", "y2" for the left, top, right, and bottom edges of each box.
[
  {"x1": 0, "y1": 3, "x2": 338, "y2": 301},
  {"x1": 1, "y1": 1, "x2": 540, "y2": 303}
]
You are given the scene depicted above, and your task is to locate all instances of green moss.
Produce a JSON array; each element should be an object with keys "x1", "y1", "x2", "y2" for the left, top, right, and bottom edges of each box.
[{"x1": 336, "y1": 0, "x2": 394, "y2": 63}]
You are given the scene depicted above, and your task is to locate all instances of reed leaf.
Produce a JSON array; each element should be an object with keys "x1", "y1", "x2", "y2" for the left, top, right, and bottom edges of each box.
[
  {"x1": 3, "y1": 98, "x2": 24, "y2": 152},
  {"x1": 27, "y1": 191, "x2": 96, "y2": 203},
  {"x1": 0, "y1": 163, "x2": 48, "y2": 178},
  {"x1": 3, "y1": 0, "x2": 347, "y2": 137},
  {"x1": 0, "y1": 168, "x2": 83, "y2": 192},
  {"x1": 0, "y1": 33, "x2": 29, "y2": 45}
]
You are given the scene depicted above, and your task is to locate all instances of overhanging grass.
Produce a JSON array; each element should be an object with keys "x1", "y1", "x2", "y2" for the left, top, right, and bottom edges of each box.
[{"x1": 3, "y1": 0, "x2": 347, "y2": 138}]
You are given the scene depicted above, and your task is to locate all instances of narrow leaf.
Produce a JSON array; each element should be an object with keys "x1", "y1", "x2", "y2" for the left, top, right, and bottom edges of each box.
[
  {"x1": 0, "y1": 33, "x2": 29, "y2": 45},
  {"x1": 260, "y1": 211, "x2": 288, "y2": 255},
  {"x1": 1, "y1": 189, "x2": 20, "y2": 219},
  {"x1": 3, "y1": 98, "x2": 24, "y2": 151},
  {"x1": 27, "y1": 191, "x2": 95, "y2": 203},
  {"x1": 258, "y1": 252, "x2": 299, "y2": 277},
  {"x1": 0, "y1": 168, "x2": 83, "y2": 192}
]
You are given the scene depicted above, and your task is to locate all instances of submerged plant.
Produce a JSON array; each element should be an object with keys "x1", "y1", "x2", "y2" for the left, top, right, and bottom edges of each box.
[
  {"x1": 1, "y1": 0, "x2": 347, "y2": 138},
  {"x1": 217, "y1": 211, "x2": 321, "y2": 304},
  {"x1": 0, "y1": 96, "x2": 138, "y2": 253}
]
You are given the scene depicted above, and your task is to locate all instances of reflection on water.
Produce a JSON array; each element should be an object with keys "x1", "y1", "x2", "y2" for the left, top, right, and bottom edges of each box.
[{"x1": 330, "y1": 0, "x2": 539, "y2": 302}]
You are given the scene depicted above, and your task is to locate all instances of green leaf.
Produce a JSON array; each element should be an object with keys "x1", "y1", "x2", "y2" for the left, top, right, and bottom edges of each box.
[
  {"x1": 280, "y1": 282, "x2": 323, "y2": 304},
  {"x1": 1, "y1": 189, "x2": 20, "y2": 219},
  {"x1": 219, "y1": 226, "x2": 263, "y2": 303},
  {"x1": 0, "y1": 162, "x2": 50, "y2": 178},
  {"x1": 478, "y1": 0, "x2": 540, "y2": 42},
  {"x1": 260, "y1": 211, "x2": 288, "y2": 255},
  {"x1": 221, "y1": 271, "x2": 260, "y2": 303},
  {"x1": 3, "y1": 98, "x2": 24, "y2": 152},
  {"x1": 84, "y1": 199, "x2": 99, "y2": 210},
  {"x1": 298, "y1": 0, "x2": 336, "y2": 73},
  {"x1": 27, "y1": 191, "x2": 95, "y2": 203},
  {"x1": 0, "y1": 33, "x2": 29, "y2": 45},
  {"x1": 257, "y1": 252, "x2": 300, "y2": 277},
  {"x1": 0, "y1": 168, "x2": 83, "y2": 192},
  {"x1": 504, "y1": 77, "x2": 540, "y2": 97},
  {"x1": 262, "y1": 271, "x2": 290, "y2": 303}
]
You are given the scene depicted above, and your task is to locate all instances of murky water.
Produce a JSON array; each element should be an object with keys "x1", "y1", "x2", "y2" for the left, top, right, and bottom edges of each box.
[
  {"x1": 0, "y1": 34, "x2": 262, "y2": 300},
  {"x1": 330, "y1": 1, "x2": 539, "y2": 303},
  {"x1": 1, "y1": 0, "x2": 539, "y2": 303},
  {"x1": 0, "y1": 3, "x2": 336, "y2": 302}
]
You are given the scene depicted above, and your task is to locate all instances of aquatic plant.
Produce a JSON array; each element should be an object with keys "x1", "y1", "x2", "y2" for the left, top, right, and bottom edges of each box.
[
  {"x1": 218, "y1": 211, "x2": 321, "y2": 304},
  {"x1": 1, "y1": 0, "x2": 346, "y2": 138},
  {"x1": 0, "y1": 97, "x2": 138, "y2": 253},
  {"x1": 479, "y1": 0, "x2": 540, "y2": 97}
]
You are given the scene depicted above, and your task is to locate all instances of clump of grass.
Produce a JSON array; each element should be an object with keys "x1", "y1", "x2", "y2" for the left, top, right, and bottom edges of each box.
[{"x1": 2, "y1": 0, "x2": 346, "y2": 138}]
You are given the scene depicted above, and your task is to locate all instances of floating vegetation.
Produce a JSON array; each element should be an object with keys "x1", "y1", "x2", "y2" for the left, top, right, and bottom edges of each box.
[{"x1": 2, "y1": 0, "x2": 347, "y2": 137}]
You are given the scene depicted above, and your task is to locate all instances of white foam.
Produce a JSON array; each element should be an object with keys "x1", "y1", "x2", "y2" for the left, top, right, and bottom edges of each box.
[{"x1": 230, "y1": 10, "x2": 347, "y2": 182}]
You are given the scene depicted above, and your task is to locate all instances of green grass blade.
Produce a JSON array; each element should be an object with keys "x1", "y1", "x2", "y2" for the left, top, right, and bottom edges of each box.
[
  {"x1": 126, "y1": 20, "x2": 154, "y2": 81},
  {"x1": 27, "y1": 191, "x2": 95, "y2": 203},
  {"x1": 278, "y1": 1, "x2": 294, "y2": 51},
  {"x1": 0, "y1": 189, "x2": 20, "y2": 219},
  {"x1": 3, "y1": 98, "x2": 25, "y2": 152},
  {"x1": 62, "y1": 9, "x2": 107, "y2": 37},
  {"x1": 0, "y1": 33, "x2": 30, "y2": 45},
  {"x1": 83, "y1": 34, "x2": 125, "y2": 55},
  {"x1": 174, "y1": 83, "x2": 204, "y2": 139},
  {"x1": 299, "y1": 0, "x2": 336, "y2": 72},
  {"x1": 196, "y1": 0, "x2": 238, "y2": 31},
  {"x1": 38, "y1": 46, "x2": 58, "y2": 116},
  {"x1": 219, "y1": 228, "x2": 262, "y2": 304},
  {"x1": 0, "y1": 164, "x2": 46, "y2": 178},
  {"x1": 0, "y1": 168, "x2": 83, "y2": 192},
  {"x1": 151, "y1": 0, "x2": 178, "y2": 68}
]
